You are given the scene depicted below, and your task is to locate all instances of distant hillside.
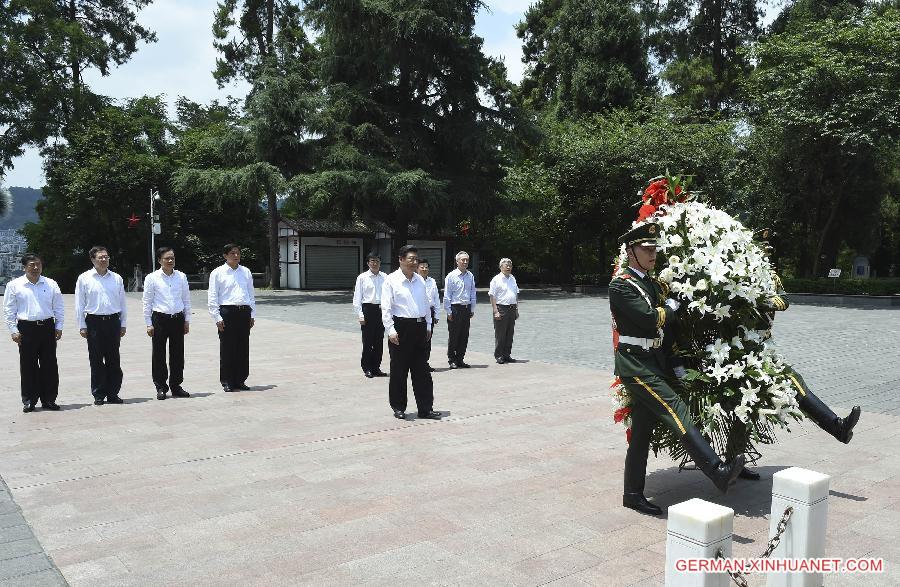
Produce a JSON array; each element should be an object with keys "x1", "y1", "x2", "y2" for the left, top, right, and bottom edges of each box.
[{"x1": 0, "y1": 187, "x2": 42, "y2": 230}]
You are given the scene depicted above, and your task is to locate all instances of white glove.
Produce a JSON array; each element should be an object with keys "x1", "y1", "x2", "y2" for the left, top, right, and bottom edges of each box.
[
  {"x1": 673, "y1": 365, "x2": 687, "y2": 379},
  {"x1": 665, "y1": 298, "x2": 681, "y2": 312}
]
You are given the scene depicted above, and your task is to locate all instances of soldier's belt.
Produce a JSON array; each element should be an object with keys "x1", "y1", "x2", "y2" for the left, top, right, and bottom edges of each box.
[{"x1": 618, "y1": 335, "x2": 662, "y2": 350}]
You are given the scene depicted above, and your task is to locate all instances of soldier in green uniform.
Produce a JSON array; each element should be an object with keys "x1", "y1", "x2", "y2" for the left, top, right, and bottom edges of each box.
[
  {"x1": 611, "y1": 223, "x2": 745, "y2": 515},
  {"x1": 733, "y1": 230, "x2": 861, "y2": 480}
]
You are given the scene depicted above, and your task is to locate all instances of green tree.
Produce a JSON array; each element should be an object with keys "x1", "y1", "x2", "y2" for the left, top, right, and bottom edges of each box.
[
  {"x1": 516, "y1": 0, "x2": 651, "y2": 116},
  {"x1": 22, "y1": 97, "x2": 171, "y2": 289},
  {"x1": 743, "y1": 7, "x2": 900, "y2": 277},
  {"x1": 206, "y1": 0, "x2": 318, "y2": 287},
  {"x1": 296, "y1": 0, "x2": 518, "y2": 249},
  {"x1": 0, "y1": 0, "x2": 156, "y2": 174},
  {"x1": 502, "y1": 103, "x2": 740, "y2": 282},
  {"x1": 644, "y1": 0, "x2": 762, "y2": 113}
]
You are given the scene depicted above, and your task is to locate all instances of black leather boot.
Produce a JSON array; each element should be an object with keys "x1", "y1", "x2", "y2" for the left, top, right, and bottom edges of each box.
[
  {"x1": 681, "y1": 428, "x2": 745, "y2": 494},
  {"x1": 623, "y1": 410, "x2": 660, "y2": 514},
  {"x1": 798, "y1": 393, "x2": 860, "y2": 444}
]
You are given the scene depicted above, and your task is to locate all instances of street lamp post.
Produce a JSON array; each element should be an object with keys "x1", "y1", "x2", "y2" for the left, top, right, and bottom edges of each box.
[{"x1": 149, "y1": 189, "x2": 161, "y2": 272}]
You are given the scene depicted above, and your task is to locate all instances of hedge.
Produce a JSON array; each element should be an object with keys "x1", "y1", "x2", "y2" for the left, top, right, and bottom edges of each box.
[{"x1": 573, "y1": 274, "x2": 900, "y2": 296}]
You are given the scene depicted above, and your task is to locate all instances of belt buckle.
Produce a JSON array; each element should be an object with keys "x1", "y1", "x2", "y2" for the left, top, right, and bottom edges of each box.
[{"x1": 651, "y1": 338, "x2": 662, "y2": 349}]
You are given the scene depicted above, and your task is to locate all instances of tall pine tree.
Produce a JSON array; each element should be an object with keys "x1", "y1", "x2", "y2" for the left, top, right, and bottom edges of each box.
[{"x1": 296, "y1": 0, "x2": 518, "y2": 250}]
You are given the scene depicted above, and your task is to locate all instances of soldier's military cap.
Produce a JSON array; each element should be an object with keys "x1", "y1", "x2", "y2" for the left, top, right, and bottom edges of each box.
[{"x1": 618, "y1": 223, "x2": 658, "y2": 247}]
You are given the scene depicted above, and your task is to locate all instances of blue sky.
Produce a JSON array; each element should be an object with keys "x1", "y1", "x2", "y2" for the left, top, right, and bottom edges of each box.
[{"x1": 4, "y1": 0, "x2": 532, "y2": 188}]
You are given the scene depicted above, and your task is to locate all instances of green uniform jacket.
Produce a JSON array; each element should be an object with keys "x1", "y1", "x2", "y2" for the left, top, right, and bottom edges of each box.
[{"x1": 609, "y1": 268, "x2": 676, "y2": 378}]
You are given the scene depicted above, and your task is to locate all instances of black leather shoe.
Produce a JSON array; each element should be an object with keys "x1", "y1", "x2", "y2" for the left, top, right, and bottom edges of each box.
[
  {"x1": 93, "y1": 399, "x2": 105, "y2": 405},
  {"x1": 623, "y1": 493, "x2": 662, "y2": 516},
  {"x1": 223, "y1": 384, "x2": 236, "y2": 392},
  {"x1": 364, "y1": 371, "x2": 375, "y2": 378},
  {"x1": 157, "y1": 389, "x2": 167, "y2": 400},
  {"x1": 418, "y1": 411, "x2": 443, "y2": 420},
  {"x1": 458, "y1": 362, "x2": 471, "y2": 368},
  {"x1": 171, "y1": 388, "x2": 191, "y2": 398},
  {"x1": 448, "y1": 363, "x2": 458, "y2": 370},
  {"x1": 374, "y1": 370, "x2": 388, "y2": 377},
  {"x1": 738, "y1": 467, "x2": 761, "y2": 481},
  {"x1": 23, "y1": 404, "x2": 36, "y2": 413},
  {"x1": 393, "y1": 410, "x2": 406, "y2": 420},
  {"x1": 235, "y1": 383, "x2": 251, "y2": 391},
  {"x1": 107, "y1": 396, "x2": 124, "y2": 404},
  {"x1": 43, "y1": 403, "x2": 61, "y2": 411},
  {"x1": 505, "y1": 357, "x2": 517, "y2": 363},
  {"x1": 496, "y1": 357, "x2": 505, "y2": 364}
]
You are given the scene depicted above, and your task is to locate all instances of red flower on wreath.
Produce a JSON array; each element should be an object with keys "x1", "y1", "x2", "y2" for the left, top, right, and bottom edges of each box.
[
  {"x1": 643, "y1": 179, "x2": 670, "y2": 206},
  {"x1": 637, "y1": 204, "x2": 657, "y2": 221},
  {"x1": 614, "y1": 406, "x2": 632, "y2": 424}
]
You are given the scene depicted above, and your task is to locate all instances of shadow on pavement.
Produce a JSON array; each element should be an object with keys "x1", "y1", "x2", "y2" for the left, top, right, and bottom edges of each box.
[{"x1": 57, "y1": 403, "x2": 94, "y2": 411}]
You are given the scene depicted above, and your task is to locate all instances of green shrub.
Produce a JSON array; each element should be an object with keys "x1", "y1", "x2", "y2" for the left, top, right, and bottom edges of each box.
[
  {"x1": 782, "y1": 278, "x2": 900, "y2": 296},
  {"x1": 573, "y1": 274, "x2": 900, "y2": 295}
]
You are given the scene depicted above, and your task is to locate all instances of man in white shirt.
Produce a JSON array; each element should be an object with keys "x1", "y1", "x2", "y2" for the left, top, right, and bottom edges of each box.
[
  {"x1": 208, "y1": 243, "x2": 256, "y2": 392},
  {"x1": 443, "y1": 251, "x2": 476, "y2": 369},
  {"x1": 3, "y1": 253, "x2": 65, "y2": 412},
  {"x1": 381, "y1": 245, "x2": 442, "y2": 421},
  {"x1": 352, "y1": 252, "x2": 388, "y2": 378},
  {"x1": 75, "y1": 245, "x2": 128, "y2": 405},
  {"x1": 417, "y1": 258, "x2": 440, "y2": 372},
  {"x1": 489, "y1": 257, "x2": 520, "y2": 364},
  {"x1": 143, "y1": 246, "x2": 192, "y2": 400}
]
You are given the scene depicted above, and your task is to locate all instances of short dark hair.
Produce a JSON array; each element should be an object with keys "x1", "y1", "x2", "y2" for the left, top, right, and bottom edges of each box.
[
  {"x1": 21, "y1": 253, "x2": 42, "y2": 266},
  {"x1": 418, "y1": 258, "x2": 429, "y2": 266},
  {"x1": 223, "y1": 243, "x2": 240, "y2": 255},
  {"x1": 397, "y1": 244, "x2": 418, "y2": 260},
  {"x1": 366, "y1": 251, "x2": 381, "y2": 262},
  {"x1": 89, "y1": 246, "x2": 108, "y2": 259},
  {"x1": 156, "y1": 246, "x2": 174, "y2": 260}
]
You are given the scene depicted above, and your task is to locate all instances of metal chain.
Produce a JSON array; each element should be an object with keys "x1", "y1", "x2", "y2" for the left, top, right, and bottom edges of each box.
[
  {"x1": 761, "y1": 506, "x2": 793, "y2": 559},
  {"x1": 715, "y1": 506, "x2": 794, "y2": 587}
]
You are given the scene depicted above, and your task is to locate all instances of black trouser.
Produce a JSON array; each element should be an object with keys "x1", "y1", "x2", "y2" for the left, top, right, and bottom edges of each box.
[
  {"x1": 624, "y1": 400, "x2": 655, "y2": 495},
  {"x1": 360, "y1": 303, "x2": 384, "y2": 373},
  {"x1": 219, "y1": 305, "x2": 251, "y2": 386},
  {"x1": 493, "y1": 304, "x2": 517, "y2": 359},
  {"x1": 389, "y1": 317, "x2": 433, "y2": 415},
  {"x1": 85, "y1": 313, "x2": 123, "y2": 400},
  {"x1": 447, "y1": 303, "x2": 472, "y2": 364},
  {"x1": 151, "y1": 311, "x2": 185, "y2": 391},
  {"x1": 425, "y1": 307, "x2": 436, "y2": 363},
  {"x1": 17, "y1": 320, "x2": 58, "y2": 406}
]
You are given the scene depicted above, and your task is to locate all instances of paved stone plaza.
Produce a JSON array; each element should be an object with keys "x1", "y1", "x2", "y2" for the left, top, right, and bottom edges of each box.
[{"x1": 1, "y1": 290, "x2": 899, "y2": 586}]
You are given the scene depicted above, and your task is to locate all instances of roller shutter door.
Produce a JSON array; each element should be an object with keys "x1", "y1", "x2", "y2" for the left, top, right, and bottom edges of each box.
[
  {"x1": 305, "y1": 245, "x2": 361, "y2": 289},
  {"x1": 417, "y1": 248, "x2": 443, "y2": 285}
]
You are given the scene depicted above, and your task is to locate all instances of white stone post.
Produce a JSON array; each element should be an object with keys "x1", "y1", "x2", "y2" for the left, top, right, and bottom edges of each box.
[
  {"x1": 766, "y1": 467, "x2": 831, "y2": 587},
  {"x1": 666, "y1": 498, "x2": 734, "y2": 587}
]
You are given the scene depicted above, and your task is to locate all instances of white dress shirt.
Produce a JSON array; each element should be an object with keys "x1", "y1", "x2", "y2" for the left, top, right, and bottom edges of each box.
[
  {"x1": 142, "y1": 269, "x2": 191, "y2": 326},
  {"x1": 443, "y1": 268, "x2": 476, "y2": 314},
  {"x1": 489, "y1": 273, "x2": 519, "y2": 305},
  {"x1": 74, "y1": 268, "x2": 127, "y2": 329},
  {"x1": 423, "y1": 276, "x2": 440, "y2": 311},
  {"x1": 380, "y1": 269, "x2": 432, "y2": 337},
  {"x1": 352, "y1": 270, "x2": 387, "y2": 318},
  {"x1": 208, "y1": 263, "x2": 256, "y2": 323},
  {"x1": 3, "y1": 275, "x2": 65, "y2": 333}
]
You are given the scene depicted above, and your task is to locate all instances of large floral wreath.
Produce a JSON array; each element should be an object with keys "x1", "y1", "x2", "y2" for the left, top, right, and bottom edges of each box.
[{"x1": 611, "y1": 175, "x2": 804, "y2": 463}]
